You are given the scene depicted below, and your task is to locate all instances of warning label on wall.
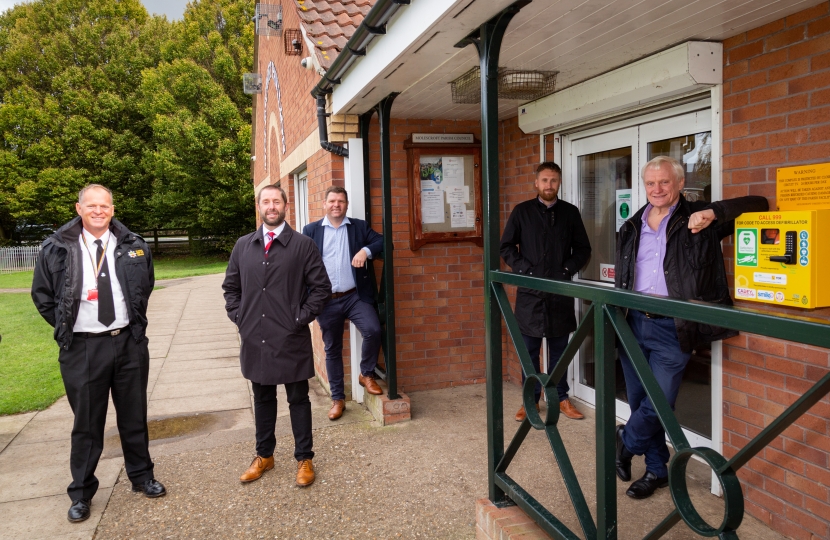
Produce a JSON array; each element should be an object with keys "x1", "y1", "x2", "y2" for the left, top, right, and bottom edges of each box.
[{"x1": 777, "y1": 163, "x2": 830, "y2": 210}]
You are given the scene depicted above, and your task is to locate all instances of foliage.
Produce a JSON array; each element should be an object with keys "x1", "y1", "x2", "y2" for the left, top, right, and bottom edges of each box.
[
  {"x1": 0, "y1": 0, "x2": 255, "y2": 249},
  {"x1": 0, "y1": 293, "x2": 64, "y2": 415}
]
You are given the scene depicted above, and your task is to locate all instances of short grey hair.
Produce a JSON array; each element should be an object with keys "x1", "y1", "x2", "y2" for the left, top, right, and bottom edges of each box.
[
  {"x1": 78, "y1": 184, "x2": 113, "y2": 204},
  {"x1": 641, "y1": 156, "x2": 685, "y2": 183}
]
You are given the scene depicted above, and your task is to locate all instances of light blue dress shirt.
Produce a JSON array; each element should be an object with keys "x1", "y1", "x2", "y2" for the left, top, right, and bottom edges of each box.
[
  {"x1": 321, "y1": 216, "x2": 371, "y2": 293},
  {"x1": 633, "y1": 203, "x2": 677, "y2": 296}
]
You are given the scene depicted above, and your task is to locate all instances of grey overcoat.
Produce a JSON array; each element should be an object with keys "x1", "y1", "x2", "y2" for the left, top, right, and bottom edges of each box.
[{"x1": 223, "y1": 224, "x2": 331, "y2": 385}]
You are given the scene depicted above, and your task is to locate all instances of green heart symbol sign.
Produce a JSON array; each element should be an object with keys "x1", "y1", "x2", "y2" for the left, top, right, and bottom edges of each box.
[{"x1": 743, "y1": 236, "x2": 750, "y2": 245}]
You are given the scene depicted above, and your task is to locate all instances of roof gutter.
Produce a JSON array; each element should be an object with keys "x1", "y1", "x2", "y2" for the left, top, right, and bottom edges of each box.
[{"x1": 312, "y1": 0, "x2": 411, "y2": 157}]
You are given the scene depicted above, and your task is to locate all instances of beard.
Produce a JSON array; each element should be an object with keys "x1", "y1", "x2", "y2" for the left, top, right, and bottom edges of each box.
[
  {"x1": 261, "y1": 209, "x2": 285, "y2": 227},
  {"x1": 538, "y1": 189, "x2": 557, "y2": 202}
]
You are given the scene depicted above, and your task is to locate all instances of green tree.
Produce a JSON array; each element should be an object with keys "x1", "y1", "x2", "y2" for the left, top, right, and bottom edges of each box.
[{"x1": 0, "y1": 0, "x2": 169, "y2": 240}]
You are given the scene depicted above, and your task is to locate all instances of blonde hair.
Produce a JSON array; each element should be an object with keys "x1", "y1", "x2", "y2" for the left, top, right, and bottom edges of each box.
[{"x1": 641, "y1": 156, "x2": 684, "y2": 183}]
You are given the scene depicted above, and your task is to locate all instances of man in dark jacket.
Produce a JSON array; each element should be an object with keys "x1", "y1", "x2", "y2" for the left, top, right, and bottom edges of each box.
[
  {"x1": 500, "y1": 162, "x2": 592, "y2": 423},
  {"x1": 32, "y1": 184, "x2": 165, "y2": 524},
  {"x1": 303, "y1": 187, "x2": 385, "y2": 421},
  {"x1": 223, "y1": 184, "x2": 331, "y2": 487},
  {"x1": 614, "y1": 155, "x2": 768, "y2": 500}
]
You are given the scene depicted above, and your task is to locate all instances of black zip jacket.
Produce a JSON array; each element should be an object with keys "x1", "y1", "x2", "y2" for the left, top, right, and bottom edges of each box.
[
  {"x1": 31, "y1": 217, "x2": 155, "y2": 350},
  {"x1": 500, "y1": 197, "x2": 592, "y2": 338},
  {"x1": 615, "y1": 194, "x2": 768, "y2": 352}
]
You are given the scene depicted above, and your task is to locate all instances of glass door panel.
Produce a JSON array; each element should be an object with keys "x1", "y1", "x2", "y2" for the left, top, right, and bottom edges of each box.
[
  {"x1": 640, "y1": 111, "x2": 714, "y2": 444},
  {"x1": 566, "y1": 127, "x2": 638, "y2": 406}
]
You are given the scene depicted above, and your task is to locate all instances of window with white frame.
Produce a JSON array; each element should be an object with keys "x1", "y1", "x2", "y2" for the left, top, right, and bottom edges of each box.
[{"x1": 294, "y1": 168, "x2": 309, "y2": 230}]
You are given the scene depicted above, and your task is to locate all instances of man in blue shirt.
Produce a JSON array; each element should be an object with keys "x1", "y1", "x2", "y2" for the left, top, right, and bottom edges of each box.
[{"x1": 303, "y1": 187, "x2": 385, "y2": 420}]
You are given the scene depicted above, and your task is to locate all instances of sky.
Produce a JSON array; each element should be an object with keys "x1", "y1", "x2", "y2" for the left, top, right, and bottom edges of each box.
[{"x1": 0, "y1": 0, "x2": 191, "y2": 20}]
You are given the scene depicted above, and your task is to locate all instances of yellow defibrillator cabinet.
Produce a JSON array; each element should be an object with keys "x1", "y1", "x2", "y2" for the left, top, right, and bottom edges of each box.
[{"x1": 734, "y1": 210, "x2": 830, "y2": 309}]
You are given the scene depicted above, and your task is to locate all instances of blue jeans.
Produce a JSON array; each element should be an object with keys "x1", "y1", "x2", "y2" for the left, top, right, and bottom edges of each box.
[
  {"x1": 618, "y1": 310, "x2": 691, "y2": 478},
  {"x1": 521, "y1": 334, "x2": 571, "y2": 403},
  {"x1": 317, "y1": 292, "x2": 381, "y2": 401}
]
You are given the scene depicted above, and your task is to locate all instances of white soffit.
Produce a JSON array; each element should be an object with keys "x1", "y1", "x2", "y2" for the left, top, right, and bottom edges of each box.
[
  {"x1": 518, "y1": 42, "x2": 723, "y2": 134},
  {"x1": 330, "y1": 0, "x2": 518, "y2": 115}
]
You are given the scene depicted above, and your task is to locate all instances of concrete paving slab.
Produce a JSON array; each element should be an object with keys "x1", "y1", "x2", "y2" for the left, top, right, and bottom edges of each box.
[
  {"x1": 0, "y1": 438, "x2": 71, "y2": 473},
  {"x1": 0, "y1": 412, "x2": 36, "y2": 453},
  {"x1": 167, "y1": 339, "x2": 240, "y2": 354},
  {"x1": 170, "y1": 329, "x2": 238, "y2": 345},
  {"x1": 148, "y1": 393, "x2": 251, "y2": 417},
  {"x1": 154, "y1": 366, "x2": 240, "y2": 385},
  {"x1": 157, "y1": 357, "x2": 239, "y2": 372},
  {"x1": 149, "y1": 378, "x2": 249, "y2": 401},
  {"x1": 164, "y1": 347, "x2": 240, "y2": 361},
  {"x1": 0, "y1": 457, "x2": 121, "y2": 503},
  {"x1": 0, "y1": 487, "x2": 113, "y2": 540},
  {"x1": 34, "y1": 397, "x2": 74, "y2": 420},
  {"x1": 145, "y1": 326, "x2": 177, "y2": 337}
]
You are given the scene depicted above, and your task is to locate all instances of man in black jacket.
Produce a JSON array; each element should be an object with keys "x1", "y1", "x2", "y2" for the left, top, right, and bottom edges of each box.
[
  {"x1": 223, "y1": 185, "x2": 331, "y2": 487},
  {"x1": 500, "y1": 162, "x2": 592, "y2": 423},
  {"x1": 614, "y1": 156, "x2": 768, "y2": 500},
  {"x1": 32, "y1": 184, "x2": 165, "y2": 524},
  {"x1": 303, "y1": 187, "x2": 385, "y2": 421}
]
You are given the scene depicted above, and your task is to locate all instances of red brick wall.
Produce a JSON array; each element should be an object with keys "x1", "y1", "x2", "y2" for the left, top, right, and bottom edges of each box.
[{"x1": 722, "y1": 4, "x2": 830, "y2": 538}]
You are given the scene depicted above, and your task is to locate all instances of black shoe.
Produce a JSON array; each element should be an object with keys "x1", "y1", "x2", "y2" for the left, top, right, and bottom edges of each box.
[
  {"x1": 67, "y1": 498, "x2": 91, "y2": 523},
  {"x1": 615, "y1": 425, "x2": 633, "y2": 482},
  {"x1": 131, "y1": 478, "x2": 166, "y2": 498},
  {"x1": 626, "y1": 471, "x2": 669, "y2": 499}
]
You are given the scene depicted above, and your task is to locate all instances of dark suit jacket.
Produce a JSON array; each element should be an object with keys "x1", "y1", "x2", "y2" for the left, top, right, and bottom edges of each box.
[{"x1": 303, "y1": 217, "x2": 383, "y2": 305}]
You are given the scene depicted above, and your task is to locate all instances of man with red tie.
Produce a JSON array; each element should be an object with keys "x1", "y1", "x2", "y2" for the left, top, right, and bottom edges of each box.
[{"x1": 223, "y1": 185, "x2": 331, "y2": 487}]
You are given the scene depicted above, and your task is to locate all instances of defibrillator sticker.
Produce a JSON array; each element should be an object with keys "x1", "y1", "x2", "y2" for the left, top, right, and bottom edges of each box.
[
  {"x1": 753, "y1": 273, "x2": 787, "y2": 285},
  {"x1": 736, "y1": 229, "x2": 758, "y2": 266}
]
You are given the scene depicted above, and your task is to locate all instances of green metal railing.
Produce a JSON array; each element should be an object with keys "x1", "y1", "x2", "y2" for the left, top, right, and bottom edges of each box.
[{"x1": 487, "y1": 271, "x2": 830, "y2": 539}]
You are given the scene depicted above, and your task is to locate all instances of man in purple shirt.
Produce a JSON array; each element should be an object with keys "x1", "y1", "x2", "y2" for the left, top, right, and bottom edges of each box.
[{"x1": 614, "y1": 156, "x2": 767, "y2": 499}]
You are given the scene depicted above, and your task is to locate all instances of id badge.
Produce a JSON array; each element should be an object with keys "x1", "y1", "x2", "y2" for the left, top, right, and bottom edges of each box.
[{"x1": 87, "y1": 288, "x2": 98, "y2": 301}]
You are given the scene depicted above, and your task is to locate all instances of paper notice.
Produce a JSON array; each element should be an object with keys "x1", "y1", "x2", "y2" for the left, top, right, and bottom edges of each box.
[
  {"x1": 450, "y1": 203, "x2": 466, "y2": 228},
  {"x1": 466, "y1": 211, "x2": 477, "y2": 228},
  {"x1": 445, "y1": 186, "x2": 466, "y2": 204},
  {"x1": 442, "y1": 156, "x2": 464, "y2": 187},
  {"x1": 421, "y1": 191, "x2": 444, "y2": 224}
]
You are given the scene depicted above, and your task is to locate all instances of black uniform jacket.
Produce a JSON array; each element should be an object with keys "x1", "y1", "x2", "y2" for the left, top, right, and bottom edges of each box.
[
  {"x1": 223, "y1": 224, "x2": 331, "y2": 385},
  {"x1": 31, "y1": 217, "x2": 154, "y2": 350},
  {"x1": 615, "y1": 194, "x2": 768, "y2": 352},
  {"x1": 500, "y1": 197, "x2": 592, "y2": 338},
  {"x1": 302, "y1": 217, "x2": 383, "y2": 305}
]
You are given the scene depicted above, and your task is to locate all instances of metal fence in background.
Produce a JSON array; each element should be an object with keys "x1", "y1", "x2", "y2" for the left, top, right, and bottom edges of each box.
[{"x1": 0, "y1": 245, "x2": 41, "y2": 274}]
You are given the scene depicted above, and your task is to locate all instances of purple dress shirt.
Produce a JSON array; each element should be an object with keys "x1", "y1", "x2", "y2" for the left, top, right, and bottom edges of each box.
[{"x1": 633, "y1": 203, "x2": 677, "y2": 296}]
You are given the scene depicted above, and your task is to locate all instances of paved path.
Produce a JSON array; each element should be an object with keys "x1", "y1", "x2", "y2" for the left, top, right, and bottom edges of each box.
[{"x1": 0, "y1": 274, "x2": 261, "y2": 539}]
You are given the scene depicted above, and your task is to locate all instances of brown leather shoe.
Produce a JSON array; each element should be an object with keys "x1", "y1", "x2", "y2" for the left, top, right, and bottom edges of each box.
[
  {"x1": 240, "y1": 455, "x2": 274, "y2": 483},
  {"x1": 328, "y1": 399, "x2": 346, "y2": 420},
  {"x1": 559, "y1": 398, "x2": 584, "y2": 420},
  {"x1": 359, "y1": 374, "x2": 383, "y2": 395},
  {"x1": 515, "y1": 403, "x2": 541, "y2": 422},
  {"x1": 296, "y1": 459, "x2": 315, "y2": 487}
]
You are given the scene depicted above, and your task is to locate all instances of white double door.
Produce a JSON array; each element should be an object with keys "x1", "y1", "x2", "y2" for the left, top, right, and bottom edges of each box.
[{"x1": 559, "y1": 105, "x2": 717, "y2": 451}]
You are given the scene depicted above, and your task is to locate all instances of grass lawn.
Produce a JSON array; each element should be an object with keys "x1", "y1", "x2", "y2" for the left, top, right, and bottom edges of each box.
[
  {"x1": 0, "y1": 293, "x2": 64, "y2": 415},
  {"x1": 0, "y1": 254, "x2": 228, "y2": 289},
  {"x1": 0, "y1": 254, "x2": 228, "y2": 415}
]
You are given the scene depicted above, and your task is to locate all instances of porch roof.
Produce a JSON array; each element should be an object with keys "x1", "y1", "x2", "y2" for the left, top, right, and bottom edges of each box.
[{"x1": 325, "y1": 0, "x2": 825, "y2": 124}]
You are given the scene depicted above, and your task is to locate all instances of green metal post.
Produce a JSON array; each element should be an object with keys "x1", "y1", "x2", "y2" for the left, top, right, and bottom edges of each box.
[
  {"x1": 376, "y1": 93, "x2": 400, "y2": 400},
  {"x1": 457, "y1": 0, "x2": 529, "y2": 505},
  {"x1": 596, "y1": 305, "x2": 618, "y2": 539},
  {"x1": 359, "y1": 112, "x2": 374, "y2": 226}
]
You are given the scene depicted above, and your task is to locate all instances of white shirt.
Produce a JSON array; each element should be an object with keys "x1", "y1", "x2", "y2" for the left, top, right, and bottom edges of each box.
[
  {"x1": 73, "y1": 229, "x2": 130, "y2": 332},
  {"x1": 263, "y1": 222, "x2": 286, "y2": 246}
]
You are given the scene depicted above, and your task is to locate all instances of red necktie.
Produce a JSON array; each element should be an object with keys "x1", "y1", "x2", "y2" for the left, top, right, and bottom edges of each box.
[{"x1": 264, "y1": 231, "x2": 275, "y2": 256}]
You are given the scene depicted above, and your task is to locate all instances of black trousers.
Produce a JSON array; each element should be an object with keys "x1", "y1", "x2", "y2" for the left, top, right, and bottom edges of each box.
[
  {"x1": 59, "y1": 330, "x2": 154, "y2": 501},
  {"x1": 251, "y1": 380, "x2": 314, "y2": 461}
]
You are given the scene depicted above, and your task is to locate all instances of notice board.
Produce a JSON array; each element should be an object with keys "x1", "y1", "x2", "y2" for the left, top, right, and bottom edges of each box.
[
  {"x1": 405, "y1": 137, "x2": 482, "y2": 250},
  {"x1": 777, "y1": 163, "x2": 830, "y2": 210}
]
